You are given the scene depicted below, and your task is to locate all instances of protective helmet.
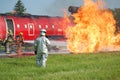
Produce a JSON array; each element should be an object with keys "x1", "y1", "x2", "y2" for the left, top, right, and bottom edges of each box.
[
  {"x1": 41, "y1": 29, "x2": 46, "y2": 33},
  {"x1": 19, "y1": 32, "x2": 23, "y2": 35}
]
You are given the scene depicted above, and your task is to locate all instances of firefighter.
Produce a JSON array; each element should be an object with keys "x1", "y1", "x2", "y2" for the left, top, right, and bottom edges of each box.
[
  {"x1": 16, "y1": 32, "x2": 24, "y2": 56},
  {"x1": 4, "y1": 29, "x2": 14, "y2": 54},
  {"x1": 34, "y1": 29, "x2": 50, "y2": 67}
]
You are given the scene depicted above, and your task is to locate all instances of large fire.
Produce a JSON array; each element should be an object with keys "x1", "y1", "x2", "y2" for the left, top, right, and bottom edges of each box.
[{"x1": 64, "y1": 0, "x2": 120, "y2": 53}]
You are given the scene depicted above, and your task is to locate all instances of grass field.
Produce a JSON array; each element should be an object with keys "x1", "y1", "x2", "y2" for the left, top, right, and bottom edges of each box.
[{"x1": 0, "y1": 52, "x2": 120, "y2": 80}]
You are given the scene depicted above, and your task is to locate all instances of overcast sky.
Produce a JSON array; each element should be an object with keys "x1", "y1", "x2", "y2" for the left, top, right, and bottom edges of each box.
[{"x1": 0, "y1": 0, "x2": 120, "y2": 16}]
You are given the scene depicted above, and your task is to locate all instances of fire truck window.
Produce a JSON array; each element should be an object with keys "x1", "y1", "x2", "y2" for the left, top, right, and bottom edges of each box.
[
  {"x1": 17, "y1": 24, "x2": 20, "y2": 28},
  {"x1": 24, "y1": 25, "x2": 27, "y2": 28},
  {"x1": 30, "y1": 25, "x2": 32, "y2": 28},
  {"x1": 52, "y1": 25, "x2": 55, "y2": 29},
  {"x1": 39, "y1": 25, "x2": 42, "y2": 28},
  {"x1": 45, "y1": 25, "x2": 48, "y2": 28}
]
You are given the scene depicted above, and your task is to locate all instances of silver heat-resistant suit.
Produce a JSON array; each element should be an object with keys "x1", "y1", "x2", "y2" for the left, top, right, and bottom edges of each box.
[{"x1": 34, "y1": 29, "x2": 50, "y2": 67}]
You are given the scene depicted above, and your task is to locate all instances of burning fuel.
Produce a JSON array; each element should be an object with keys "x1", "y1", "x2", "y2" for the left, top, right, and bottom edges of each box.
[{"x1": 64, "y1": 0, "x2": 120, "y2": 53}]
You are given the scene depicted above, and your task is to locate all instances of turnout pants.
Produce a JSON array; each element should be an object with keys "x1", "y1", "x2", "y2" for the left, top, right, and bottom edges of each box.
[{"x1": 36, "y1": 53, "x2": 48, "y2": 67}]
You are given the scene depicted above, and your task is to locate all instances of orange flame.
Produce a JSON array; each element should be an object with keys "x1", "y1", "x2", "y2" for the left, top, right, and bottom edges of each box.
[{"x1": 64, "y1": 0, "x2": 120, "y2": 53}]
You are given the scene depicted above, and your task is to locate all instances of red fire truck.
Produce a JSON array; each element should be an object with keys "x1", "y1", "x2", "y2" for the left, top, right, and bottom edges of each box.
[{"x1": 0, "y1": 14, "x2": 66, "y2": 43}]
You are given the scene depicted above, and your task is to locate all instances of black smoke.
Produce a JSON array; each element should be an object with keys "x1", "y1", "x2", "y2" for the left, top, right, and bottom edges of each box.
[{"x1": 46, "y1": 0, "x2": 83, "y2": 16}]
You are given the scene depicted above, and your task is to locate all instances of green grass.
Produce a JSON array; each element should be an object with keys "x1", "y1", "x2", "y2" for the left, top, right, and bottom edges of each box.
[{"x1": 0, "y1": 52, "x2": 120, "y2": 80}]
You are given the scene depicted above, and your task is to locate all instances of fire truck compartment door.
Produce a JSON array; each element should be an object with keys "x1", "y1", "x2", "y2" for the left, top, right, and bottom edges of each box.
[{"x1": 28, "y1": 23, "x2": 34, "y2": 36}]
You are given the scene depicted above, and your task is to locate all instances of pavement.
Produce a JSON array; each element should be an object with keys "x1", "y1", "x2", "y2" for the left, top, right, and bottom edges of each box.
[
  {"x1": 0, "y1": 52, "x2": 35, "y2": 58},
  {"x1": 0, "y1": 40, "x2": 70, "y2": 58},
  {"x1": 0, "y1": 51, "x2": 70, "y2": 58}
]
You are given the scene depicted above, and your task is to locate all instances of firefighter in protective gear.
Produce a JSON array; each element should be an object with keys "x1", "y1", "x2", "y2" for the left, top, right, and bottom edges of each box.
[
  {"x1": 16, "y1": 32, "x2": 24, "y2": 56},
  {"x1": 4, "y1": 29, "x2": 14, "y2": 54},
  {"x1": 34, "y1": 29, "x2": 50, "y2": 67}
]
